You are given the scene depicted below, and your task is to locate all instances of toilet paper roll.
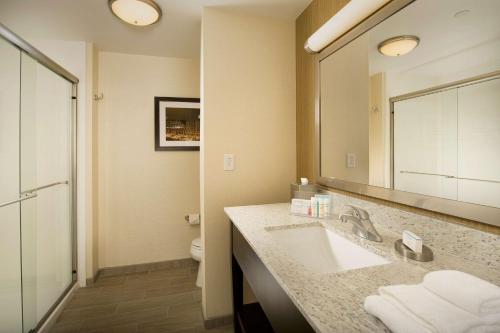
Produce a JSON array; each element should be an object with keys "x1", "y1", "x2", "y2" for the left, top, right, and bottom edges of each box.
[{"x1": 185, "y1": 213, "x2": 200, "y2": 225}]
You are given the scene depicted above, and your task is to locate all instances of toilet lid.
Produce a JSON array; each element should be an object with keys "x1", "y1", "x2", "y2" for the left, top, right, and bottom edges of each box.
[{"x1": 192, "y1": 238, "x2": 201, "y2": 249}]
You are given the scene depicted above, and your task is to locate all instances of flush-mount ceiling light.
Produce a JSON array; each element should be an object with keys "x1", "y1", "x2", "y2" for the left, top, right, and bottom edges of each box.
[
  {"x1": 378, "y1": 35, "x2": 420, "y2": 57},
  {"x1": 108, "y1": 0, "x2": 162, "y2": 26}
]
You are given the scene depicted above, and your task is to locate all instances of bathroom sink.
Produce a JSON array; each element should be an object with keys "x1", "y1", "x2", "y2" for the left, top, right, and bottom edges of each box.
[{"x1": 267, "y1": 224, "x2": 389, "y2": 274}]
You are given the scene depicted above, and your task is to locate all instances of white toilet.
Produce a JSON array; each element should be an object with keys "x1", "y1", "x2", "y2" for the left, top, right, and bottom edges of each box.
[{"x1": 190, "y1": 237, "x2": 203, "y2": 287}]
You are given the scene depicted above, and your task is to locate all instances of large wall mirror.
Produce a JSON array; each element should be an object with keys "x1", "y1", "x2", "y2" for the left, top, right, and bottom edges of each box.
[{"x1": 317, "y1": 0, "x2": 500, "y2": 226}]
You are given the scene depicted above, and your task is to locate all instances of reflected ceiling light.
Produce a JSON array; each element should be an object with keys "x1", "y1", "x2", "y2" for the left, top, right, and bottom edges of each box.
[
  {"x1": 378, "y1": 35, "x2": 420, "y2": 57},
  {"x1": 108, "y1": 0, "x2": 162, "y2": 26}
]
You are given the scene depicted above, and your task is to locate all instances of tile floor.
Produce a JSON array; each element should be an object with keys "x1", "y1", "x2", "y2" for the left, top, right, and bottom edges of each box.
[{"x1": 50, "y1": 260, "x2": 233, "y2": 333}]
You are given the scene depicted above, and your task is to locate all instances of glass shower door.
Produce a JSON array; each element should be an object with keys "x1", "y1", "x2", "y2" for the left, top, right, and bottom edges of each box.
[
  {"x1": 0, "y1": 35, "x2": 23, "y2": 333},
  {"x1": 20, "y1": 53, "x2": 74, "y2": 332}
]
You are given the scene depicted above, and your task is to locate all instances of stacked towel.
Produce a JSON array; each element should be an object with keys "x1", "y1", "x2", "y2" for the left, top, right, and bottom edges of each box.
[
  {"x1": 364, "y1": 270, "x2": 500, "y2": 333},
  {"x1": 423, "y1": 270, "x2": 500, "y2": 316}
]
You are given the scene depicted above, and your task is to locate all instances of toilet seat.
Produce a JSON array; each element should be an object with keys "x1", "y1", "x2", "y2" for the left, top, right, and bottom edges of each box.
[
  {"x1": 190, "y1": 237, "x2": 203, "y2": 287},
  {"x1": 192, "y1": 237, "x2": 201, "y2": 249},
  {"x1": 190, "y1": 237, "x2": 202, "y2": 262}
]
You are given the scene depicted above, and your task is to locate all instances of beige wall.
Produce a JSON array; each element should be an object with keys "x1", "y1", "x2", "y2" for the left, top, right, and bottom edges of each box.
[
  {"x1": 97, "y1": 52, "x2": 201, "y2": 268},
  {"x1": 296, "y1": 0, "x2": 350, "y2": 182},
  {"x1": 201, "y1": 8, "x2": 296, "y2": 319},
  {"x1": 369, "y1": 72, "x2": 386, "y2": 187},
  {"x1": 320, "y1": 34, "x2": 369, "y2": 184}
]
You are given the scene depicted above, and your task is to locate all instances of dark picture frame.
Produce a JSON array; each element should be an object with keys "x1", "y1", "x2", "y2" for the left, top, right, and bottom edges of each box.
[{"x1": 154, "y1": 97, "x2": 201, "y2": 151}]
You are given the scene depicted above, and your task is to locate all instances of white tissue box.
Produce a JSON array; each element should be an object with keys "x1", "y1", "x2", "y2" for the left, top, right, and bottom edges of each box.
[{"x1": 402, "y1": 230, "x2": 422, "y2": 253}]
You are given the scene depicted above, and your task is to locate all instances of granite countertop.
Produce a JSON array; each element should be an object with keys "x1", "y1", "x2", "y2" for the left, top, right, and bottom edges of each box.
[{"x1": 224, "y1": 201, "x2": 500, "y2": 333}]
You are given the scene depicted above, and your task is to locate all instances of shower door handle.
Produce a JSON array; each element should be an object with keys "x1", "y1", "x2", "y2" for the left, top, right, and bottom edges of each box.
[
  {"x1": 21, "y1": 180, "x2": 69, "y2": 195},
  {"x1": 0, "y1": 193, "x2": 38, "y2": 208}
]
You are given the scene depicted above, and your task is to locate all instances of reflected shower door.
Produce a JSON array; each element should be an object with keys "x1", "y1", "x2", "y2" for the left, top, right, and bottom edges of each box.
[
  {"x1": 0, "y1": 36, "x2": 23, "y2": 333},
  {"x1": 20, "y1": 53, "x2": 74, "y2": 332}
]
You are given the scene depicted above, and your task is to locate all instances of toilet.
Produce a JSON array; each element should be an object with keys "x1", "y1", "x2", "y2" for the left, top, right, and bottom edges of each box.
[{"x1": 190, "y1": 237, "x2": 203, "y2": 287}]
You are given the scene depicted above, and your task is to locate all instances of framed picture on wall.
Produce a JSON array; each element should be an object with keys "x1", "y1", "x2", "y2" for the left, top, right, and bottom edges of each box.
[{"x1": 154, "y1": 97, "x2": 200, "y2": 151}]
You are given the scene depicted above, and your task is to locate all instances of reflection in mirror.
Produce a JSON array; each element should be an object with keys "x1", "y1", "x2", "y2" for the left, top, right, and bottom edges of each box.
[{"x1": 319, "y1": 0, "x2": 500, "y2": 209}]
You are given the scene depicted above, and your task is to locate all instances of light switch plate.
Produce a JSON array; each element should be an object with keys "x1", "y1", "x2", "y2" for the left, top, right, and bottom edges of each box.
[
  {"x1": 224, "y1": 154, "x2": 235, "y2": 171},
  {"x1": 347, "y1": 153, "x2": 356, "y2": 168}
]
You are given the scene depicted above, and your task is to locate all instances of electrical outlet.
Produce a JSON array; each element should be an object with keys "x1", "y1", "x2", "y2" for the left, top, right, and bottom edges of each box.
[
  {"x1": 224, "y1": 154, "x2": 235, "y2": 171},
  {"x1": 347, "y1": 153, "x2": 356, "y2": 168}
]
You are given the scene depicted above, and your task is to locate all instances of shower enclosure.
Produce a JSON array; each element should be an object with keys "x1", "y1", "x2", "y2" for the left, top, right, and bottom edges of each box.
[{"x1": 0, "y1": 24, "x2": 77, "y2": 332}]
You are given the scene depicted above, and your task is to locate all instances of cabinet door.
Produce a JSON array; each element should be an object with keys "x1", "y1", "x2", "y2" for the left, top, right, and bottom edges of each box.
[{"x1": 0, "y1": 38, "x2": 23, "y2": 333}]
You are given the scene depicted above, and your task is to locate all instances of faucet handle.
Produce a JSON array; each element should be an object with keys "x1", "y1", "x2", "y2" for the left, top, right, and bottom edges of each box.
[{"x1": 342, "y1": 204, "x2": 370, "y2": 220}]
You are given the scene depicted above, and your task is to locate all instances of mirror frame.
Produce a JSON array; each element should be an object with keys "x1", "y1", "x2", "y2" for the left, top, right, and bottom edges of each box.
[{"x1": 315, "y1": 0, "x2": 500, "y2": 227}]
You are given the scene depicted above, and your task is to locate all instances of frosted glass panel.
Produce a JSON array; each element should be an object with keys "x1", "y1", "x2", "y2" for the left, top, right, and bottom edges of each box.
[
  {"x1": 394, "y1": 89, "x2": 458, "y2": 200},
  {"x1": 20, "y1": 53, "x2": 73, "y2": 332},
  {"x1": 21, "y1": 54, "x2": 71, "y2": 192},
  {"x1": 457, "y1": 78, "x2": 500, "y2": 208},
  {"x1": 21, "y1": 187, "x2": 72, "y2": 329},
  {"x1": 0, "y1": 38, "x2": 23, "y2": 333}
]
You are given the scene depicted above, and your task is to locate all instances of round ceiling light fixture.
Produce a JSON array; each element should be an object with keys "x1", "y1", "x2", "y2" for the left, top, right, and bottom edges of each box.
[
  {"x1": 108, "y1": 0, "x2": 162, "y2": 26},
  {"x1": 377, "y1": 35, "x2": 420, "y2": 57}
]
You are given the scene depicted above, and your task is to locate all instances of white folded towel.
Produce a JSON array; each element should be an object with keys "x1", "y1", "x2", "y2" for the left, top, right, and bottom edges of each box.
[
  {"x1": 423, "y1": 270, "x2": 500, "y2": 316},
  {"x1": 364, "y1": 295, "x2": 432, "y2": 333},
  {"x1": 468, "y1": 325, "x2": 500, "y2": 333},
  {"x1": 379, "y1": 284, "x2": 488, "y2": 333}
]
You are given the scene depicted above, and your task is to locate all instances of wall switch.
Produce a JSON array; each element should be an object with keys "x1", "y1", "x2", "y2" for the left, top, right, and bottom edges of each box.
[
  {"x1": 224, "y1": 154, "x2": 235, "y2": 171},
  {"x1": 347, "y1": 153, "x2": 356, "y2": 168}
]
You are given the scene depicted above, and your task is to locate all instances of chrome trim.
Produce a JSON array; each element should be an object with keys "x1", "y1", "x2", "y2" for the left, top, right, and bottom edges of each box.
[
  {"x1": 0, "y1": 23, "x2": 79, "y2": 83},
  {"x1": 399, "y1": 171, "x2": 500, "y2": 184},
  {"x1": 21, "y1": 180, "x2": 69, "y2": 195},
  {"x1": 0, "y1": 194, "x2": 38, "y2": 208},
  {"x1": 108, "y1": 0, "x2": 162, "y2": 26},
  {"x1": 71, "y1": 84, "x2": 78, "y2": 285},
  {"x1": 315, "y1": 0, "x2": 500, "y2": 227},
  {"x1": 304, "y1": 41, "x2": 316, "y2": 54},
  {"x1": 399, "y1": 171, "x2": 455, "y2": 179},
  {"x1": 390, "y1": 70, "x2": 500, "y2": 103},
  {"x1": 394, "y1": 239, "x2": 433, "y2": 262}
]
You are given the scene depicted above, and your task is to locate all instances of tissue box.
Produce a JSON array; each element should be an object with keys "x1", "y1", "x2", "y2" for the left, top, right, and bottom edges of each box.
[
  {"x1": 290, "y1": 183, "x2": 318, "y2": 200},
  {"x1": 402, "y1": 230, "x2": 422, "y2": 253}
]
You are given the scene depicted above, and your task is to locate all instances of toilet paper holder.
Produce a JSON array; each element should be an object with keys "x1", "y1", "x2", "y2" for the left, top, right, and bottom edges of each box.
[{"x1": 185, "y1": 213, "x2": 200, "y2": 225}]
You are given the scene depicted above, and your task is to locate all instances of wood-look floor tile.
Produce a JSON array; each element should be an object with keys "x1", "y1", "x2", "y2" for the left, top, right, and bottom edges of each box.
[
  {"x1": 79, "y1": 307, "x2": 168, "y2": 331},
  {"x1": 167, "y1": 301, "x2": 202, "y2": 318},
  {"x1": 144, "y1": 283, "x2": 197, "y2": 298},
  {"x1": 116, "y1": 292, "x2": 194, "y2": 314},
  {"x1": 50, "y1": 320, "x2": 84, "y2": 333},
  {"x1": 93, "y1": 276, "x2": 127, "y2": 287},
  {"x1": 50, "y1": 262, "x2": 207, "y2": 333},
  {"x1": 81, "y1": 323, "x2": 137, "y2": 333},
  {"x1": 56, "y1": 304, "x2": 117, "y2": 323},
  {"x1": 138, "y1": 310, "x2": 203, "y2": 332},
  {"x1": 66, "y1": 290, "x2": 145, "y2": 309}
]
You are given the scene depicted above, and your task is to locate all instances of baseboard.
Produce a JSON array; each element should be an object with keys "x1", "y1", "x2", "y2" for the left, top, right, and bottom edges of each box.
[
  {"x1": 38, "y1": 282, "x2": 79, "y2": 333},
  {"x1": 97, "y1": 258, "x2": 197, "y2": 278},
  {"x1": 203, "y1": 315, "x2": 233, "y2": 329}
]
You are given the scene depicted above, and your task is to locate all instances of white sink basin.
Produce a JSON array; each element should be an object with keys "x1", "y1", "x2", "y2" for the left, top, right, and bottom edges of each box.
[{"x1": 267, "y1": 224, "x2": 389, "y2": 274}]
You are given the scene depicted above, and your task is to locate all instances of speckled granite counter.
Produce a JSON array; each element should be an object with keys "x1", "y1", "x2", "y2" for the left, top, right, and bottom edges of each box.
[{"x1": 225, "y1": 197, "x2": 500, "y2": 333}]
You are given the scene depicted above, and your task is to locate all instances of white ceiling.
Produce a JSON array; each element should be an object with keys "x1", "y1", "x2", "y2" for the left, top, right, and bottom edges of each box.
[{"x1": 0, "y1": 0, "x2": 312, "y2": 58}]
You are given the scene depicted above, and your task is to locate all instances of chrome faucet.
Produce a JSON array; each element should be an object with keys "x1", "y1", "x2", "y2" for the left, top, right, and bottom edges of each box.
[{"x1": 339, "y1": 205, "x2": 383, "y2": 242}]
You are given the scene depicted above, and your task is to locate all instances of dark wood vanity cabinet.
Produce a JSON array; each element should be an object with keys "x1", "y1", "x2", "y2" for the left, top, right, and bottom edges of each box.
[{"x1": 231, "y1": 223, "x2": 315, "y2": 333}]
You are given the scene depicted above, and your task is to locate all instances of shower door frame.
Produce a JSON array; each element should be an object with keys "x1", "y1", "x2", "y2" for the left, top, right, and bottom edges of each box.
[{"x1": 0, "y1": 23, "x2": 79, "y2": 331}]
